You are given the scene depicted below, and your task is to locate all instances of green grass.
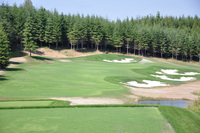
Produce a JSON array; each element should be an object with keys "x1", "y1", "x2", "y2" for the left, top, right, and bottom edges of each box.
[
  {"x1": 0, "y1": 107, "x2": 172, "y2": 133},
  {"x1": 159, "y1": 106, "x2": 200, "y2": 133},
  {"x1": 0, "y1": 54, "x2": 200, "y2": 99}
]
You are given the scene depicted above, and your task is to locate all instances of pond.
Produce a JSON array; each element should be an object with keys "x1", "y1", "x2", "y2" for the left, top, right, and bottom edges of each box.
[{"x1": 138, "y1": 100, "x2": 194, "y2": 108}]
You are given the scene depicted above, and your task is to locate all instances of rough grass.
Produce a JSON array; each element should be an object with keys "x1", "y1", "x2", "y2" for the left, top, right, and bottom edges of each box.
[
  {"x1": 159, "y1": 106, "x2": 200, "y2": 133},
  {"x1": 0, "y1": 107, "x2": 172, "y2": 133},
  {"x1": 0, "y1": 100, "x2": 70, "y2": 108}
]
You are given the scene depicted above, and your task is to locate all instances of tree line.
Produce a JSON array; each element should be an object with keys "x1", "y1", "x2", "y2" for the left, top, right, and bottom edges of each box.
[{"x1": 0, "y1": 0, "x2": 200, "y2": 68}]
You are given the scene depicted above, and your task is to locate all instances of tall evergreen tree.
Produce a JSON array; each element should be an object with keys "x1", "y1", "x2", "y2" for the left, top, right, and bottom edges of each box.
[
  {"x1": 22, "y1": 12, "x2": 37, "y2": 56},
  {"x1": 37, "y1": 7, "x2": 47, "y2": 47},
  {"x1": 53, "y1": 9, "x2": 61, "y2": 49},
  {"x1": 0, "y1": 23, "x2": 10, "y2": 69},
  {"x1": 44, "y1": 16, "x2": 54, "y2": 48},
  {"x1": 91, "y1": 18, "x2": 103, "y2": 51}
]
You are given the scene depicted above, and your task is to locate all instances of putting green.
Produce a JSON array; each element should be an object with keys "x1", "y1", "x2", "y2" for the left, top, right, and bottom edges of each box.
[{"x1": 0, "y1": 107, "x2": 173, "y2": 133}]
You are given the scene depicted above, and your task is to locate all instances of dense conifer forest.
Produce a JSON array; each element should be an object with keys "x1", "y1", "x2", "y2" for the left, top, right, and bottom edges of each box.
[{"x1": 0, "y1": 0, "x2": 200, "y2": 68}]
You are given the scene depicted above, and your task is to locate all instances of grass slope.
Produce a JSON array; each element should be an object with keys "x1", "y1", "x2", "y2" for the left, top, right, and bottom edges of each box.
[
  {"x1": 0, "y1": 107, "x2": 172, "y2": 133},
  {"x1": 159, "y1": 106, "x2": 200, "y2": 133}
]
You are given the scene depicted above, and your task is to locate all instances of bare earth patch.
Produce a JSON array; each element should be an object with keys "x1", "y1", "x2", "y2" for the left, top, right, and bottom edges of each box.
[
  {"x1": 127, "y1": 80, "x2": 200, "y2": 100},
  {"x1": 49, "y1": 97, "x2": 124, "y2": 105},
  {"x1": 31, "y1": 48, "x2": 67, "y2": 58},
  {"x1": 9, "y1": 57, "x2": 27, "y2": 63}
]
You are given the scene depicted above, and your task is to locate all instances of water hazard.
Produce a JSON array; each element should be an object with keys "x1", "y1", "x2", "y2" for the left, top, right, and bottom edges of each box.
[{"x1": 138, "y1": 100, "x2": 194, "y2": 108}]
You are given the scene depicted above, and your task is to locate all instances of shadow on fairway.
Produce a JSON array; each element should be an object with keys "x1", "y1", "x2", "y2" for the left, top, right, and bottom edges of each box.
[
  {"x1": 0, "y1": 75, "x2": 8, "y2": 81},
  {"x1": 31, "y1": 56, "x2": 54, "y2": 61},
  {"x1": 5, "y1": 68, "x2": 24, "y2": 72}
]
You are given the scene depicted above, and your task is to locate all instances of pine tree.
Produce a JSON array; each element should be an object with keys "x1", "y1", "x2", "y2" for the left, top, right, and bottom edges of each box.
[
  {"x1": 68, "y1": 22, "x2": 80, "y2": 49},
  {"x1": 22, "y1": 13, "x2": 37, "y2": 56},
  {"x1": 91, "y1": 18, "x2": 103, "y2": 51},
  {"x1": 37, "y1": 7, "x2": 47, "y2": 47},
  {"x1": 0, "y1": 23, "x2": 10, "y2": 69},
  {"x1": 44, "y1": 16, "x2": 54, "y2": 48},
  {"x1": 53, "y1": 9, "x2": 61, "y2": 49}
]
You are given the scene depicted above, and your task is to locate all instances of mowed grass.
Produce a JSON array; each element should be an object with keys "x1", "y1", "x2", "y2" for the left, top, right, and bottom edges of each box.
[
  {"x1": 0, "y1": 54, "x2": 200, "y2": 98},
  {"x1": 0, "y1": 107, "x2": 173, "y2": 133}
]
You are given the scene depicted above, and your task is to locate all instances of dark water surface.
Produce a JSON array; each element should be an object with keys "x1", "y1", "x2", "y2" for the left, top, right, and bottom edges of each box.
[{"x1": 138, "y1": 100, "x2": 194, "y2": 108}]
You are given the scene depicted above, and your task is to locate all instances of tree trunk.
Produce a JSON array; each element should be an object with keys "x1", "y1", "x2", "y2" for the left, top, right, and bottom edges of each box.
[
  {"x1": 161, "y1": 52, "x2": 163, "y2": 58},
  {"x1": 77, "y1": 43, "x2": 79, "y2": 50},
  {"x1": 20, "y1": 38, "x2": 23, "y2": 50},
  {"x1": 96, "y1": 42, "x2": 99, "y2": 51},
  {"x1": 175, "y1": 52, "x2": 178, "y2": 60},
  {"x1": 145, "y1": 50, "x2": 147, "y2": 56},
  {"x1": 138, "y1": 49, "x2": 140, "y2": 55},
  {"x1": 104, "y1": 43, "x2": 107, "y2": 50},
  {"x1": 40, "y1": 41, "x2": 42, "y2": 47},
  {"x1": 49, "y1": 43, "x2": 51, "y2": 49},
  {"x1": 30, "y1": 49, "x2": 31, "y2": 56},
  {"x1": 199, "y1": 55, "x2": 200, "y2": 62},
  {"x1": 81, "y1": 40, "x2": 84, "y2": 49},
  {"x1": 71, "y1": 43, "x2": 72, "y2": 50},
  {"x1": 56, "y1": 41, "x2": 58, "y2": 49},
  {"x1": 190, "y1": 52, "x2": 192, "y2": 61},
  {"x1": 127, "y1": 41, "x2": 129, "y2": 54},
  {"x1": 182, "y1": 54, "x2": 184, "y2": 61},
  {"x1": 116, "y1": 47, "x2": 118, "y2": 52}
]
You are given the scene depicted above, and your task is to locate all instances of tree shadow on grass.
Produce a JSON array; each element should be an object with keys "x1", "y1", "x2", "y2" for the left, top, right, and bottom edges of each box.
[
  {"x1": 9, "y1": 61, "x2": 21, "y2": 65},
  {"x1": 0, "y1": 75, "x2": 8, "y2": 81},
  {"x1": 31, "y1": 56, "x2": 54, "y2": 61},
  {"x1": 5, "y1": 68, "x2": 24, "y2": 72}
]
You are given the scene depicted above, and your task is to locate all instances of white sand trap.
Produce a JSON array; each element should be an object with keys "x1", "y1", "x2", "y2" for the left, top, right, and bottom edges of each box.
[
  {"x1": 50, "y1": 97, "x2": 124, "y2": 105},
  {"x1": 151, "y1": 74, "x2": 196, "y2": 81},
  {"x1": 103, "y1": 58, "x2": 136, "y2": 63},
  {"x1": 156, "y1": 69, "x2": 200, "y2": 75},
  {"x1": 123, "y1": 80, "x2": 169, "y2": 88},
  {"x1": 139, "y1": 59, "x2": 153, "y2": 64},
  {"x1": 59, "y1": 59, "x2": 72, "y2": 62}
]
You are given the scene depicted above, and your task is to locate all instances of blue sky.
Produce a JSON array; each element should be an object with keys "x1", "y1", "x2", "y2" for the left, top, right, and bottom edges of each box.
[{"x1": 2, "y1": 0, "x2": 200, "y2": 21}]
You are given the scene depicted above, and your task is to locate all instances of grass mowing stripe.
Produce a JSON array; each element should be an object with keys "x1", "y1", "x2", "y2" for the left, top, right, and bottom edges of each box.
[
  {"x1": 0, "y1": 107, "x2": 172, "y2": 133},
  {"x1": 159, "y1": 106, "x2": 200, "y2": 133}
]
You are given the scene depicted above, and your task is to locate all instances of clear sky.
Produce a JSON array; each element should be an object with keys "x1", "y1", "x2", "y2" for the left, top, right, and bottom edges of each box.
[{"x1": 1, "y1": 0, "x2": 200, "y2": 21}]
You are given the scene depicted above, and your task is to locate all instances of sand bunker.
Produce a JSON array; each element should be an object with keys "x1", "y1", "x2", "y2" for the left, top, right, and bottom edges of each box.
[
  {"x1": 59, "y1": 59, "x2": 72, "y2": 62},
  {"x1": 156, "y1": 69, "x2": 200, "y2": 75},
  {"x1": 123, "y1": 80, "x2": 169, "y2": 88},
  {"x1": 139, "y1": 59, "x2": 153, "y2": 64},
  {"x1": 151, "y1": 74, "x2": 196, "y2": 81},
  {"x1": 103, "y1": 58, "x2": 136, "y2": 63},
  {"x1": 49, "y1": 97, "x2": 124, "y2": 105}
]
